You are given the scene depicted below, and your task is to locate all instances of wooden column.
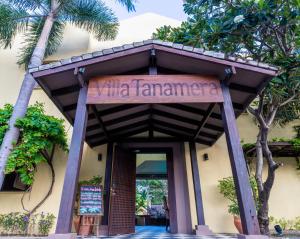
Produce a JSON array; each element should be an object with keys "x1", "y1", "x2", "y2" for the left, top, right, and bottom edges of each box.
[
  {"x1": 189, "y1": 142, "x2": 205, "y2": 225},
  {"x1": 102, "y1": 142, "x2": 114, "y2": 225},
  {"x1": 55, "y1": 85, "x2": 88, "y2": 234},
  {"x1": 220, "y1": 83, "x2": 260, "y2": 235}
]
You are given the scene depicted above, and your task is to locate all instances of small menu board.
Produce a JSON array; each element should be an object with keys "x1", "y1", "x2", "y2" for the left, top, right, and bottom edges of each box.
[{"x1": 79, "y1": 185, "x2": 103, "y2": 215}]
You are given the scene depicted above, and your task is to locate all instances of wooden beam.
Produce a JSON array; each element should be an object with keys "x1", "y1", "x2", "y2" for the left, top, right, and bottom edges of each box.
[
  {"x1": 102, "y1": 142, "x2": 114, "y2": 225},
  {"x1": 56, "y1": 85, "x2": 88, "y2": 234},
  {"x1": 149, "y1": 49, "x2": 157, "y2": 139},
  {"x1": 51, "y1": 84, "x2": 80, "y2": 96},
  {"x1": 194, "y1": 104, "x2": 216, "y2": 139},
  {"x1": 105, "y1": 109, "x2": 151, "y2": 126},
  {"x1": 230, "y1": 83, "x2": 257, "y2": 94},
  {"x1": 90, "y1": 126, "x2": 149, "y2": 147},
  {"x1": 189, "y1": 142, "x2": 205, "y2": 225},
  {"x1": 91, "y1": 105, "x2": 109, "y2": 139},
  {"x1": 161, "y1": 104, "x2": 222, "y2": 120},
  {"x1": 220, "y1": 83, "x2": 260, "y2": 235},
  {"x1": 152, "y1": 118, "x2": 195, "y2": 136},
  {"x1": 109, "y1": 120, "x2": 149, "y2": 136}
]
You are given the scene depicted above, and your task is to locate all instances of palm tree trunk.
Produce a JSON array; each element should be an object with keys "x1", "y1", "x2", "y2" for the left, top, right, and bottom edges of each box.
[{"x1": 0, "y1": 14, "x2": 55, "y2": 189}]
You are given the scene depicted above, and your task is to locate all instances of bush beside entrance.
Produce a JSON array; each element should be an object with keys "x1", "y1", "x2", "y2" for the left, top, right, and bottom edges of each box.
[{"x1": 0, "y1": 212, "x2": 55, "y2": 236}]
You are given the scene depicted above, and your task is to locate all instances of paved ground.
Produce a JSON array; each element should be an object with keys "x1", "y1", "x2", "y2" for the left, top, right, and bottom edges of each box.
[{"x1": 91, "y1": 226, "x2": 238, "y2": 239}]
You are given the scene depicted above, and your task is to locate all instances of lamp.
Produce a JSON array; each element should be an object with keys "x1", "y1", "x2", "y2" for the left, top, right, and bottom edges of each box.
[
  {"x1": 98, "y1": 154, "x2": 102, "y2": 161},
  {"x1": 203, "y1": 153, "x2": 209, "y2": 161}
]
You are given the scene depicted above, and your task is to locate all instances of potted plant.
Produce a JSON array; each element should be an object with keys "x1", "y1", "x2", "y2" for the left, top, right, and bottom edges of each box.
[{"x1": 218, "y1": 176, "x2": 258, "y2": 234}]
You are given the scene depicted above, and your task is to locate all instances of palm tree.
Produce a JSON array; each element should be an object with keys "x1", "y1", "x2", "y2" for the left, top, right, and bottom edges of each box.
[{"x1": 0, "y1": 0, "x2": 135, "y2": 188}]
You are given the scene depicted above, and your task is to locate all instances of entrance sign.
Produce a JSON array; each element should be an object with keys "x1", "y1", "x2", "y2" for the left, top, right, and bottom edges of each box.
[
  {"x1": 79, "y1": 185, "x2": 103, "y2": 215},
  {"x1": 87, "y1": 75, "x2": 223, "y2": 104}
]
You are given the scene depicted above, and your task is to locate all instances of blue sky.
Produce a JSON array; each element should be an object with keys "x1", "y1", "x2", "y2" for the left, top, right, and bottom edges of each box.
[{"x1": 103, "y1": 0, "x2": 187, "y2": 21}]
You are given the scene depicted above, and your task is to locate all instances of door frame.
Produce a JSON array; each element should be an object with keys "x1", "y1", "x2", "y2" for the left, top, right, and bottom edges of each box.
[{"x1": 118, "y1": 141, "x2": 193, "y2": 234}]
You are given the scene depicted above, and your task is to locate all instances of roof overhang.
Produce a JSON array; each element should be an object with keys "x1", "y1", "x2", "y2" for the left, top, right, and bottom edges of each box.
[{"x1": 30, "y1": 40, "x2": 277, "y2": 147}]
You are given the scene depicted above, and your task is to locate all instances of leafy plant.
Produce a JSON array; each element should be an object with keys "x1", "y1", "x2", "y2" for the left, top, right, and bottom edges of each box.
[
  {"x1": 79, "y1": 175, "x2": 102, "y2": 186},
  {"x1": 218, "y1": 176, "x2": 259, "y2": 216},
  {"x1": 270, "y1": 216, "x2": 300, "y2": 231},
  {"x1": 154, "y1": 1, "x2": 300, "y2": 234},
  {"x1": 37, "y1": 212, "x2": 55, "y2": 236},
  {"x1": 0, "y1": 212, "x2": 55, "y2": 236},
  {"x1": 0, "y1": 0, "x2": 136, "y2": 192},
  {"x1": 1, "y1": 102, "x2": 68, "y2": 186},
  {"x1": 0, "y1": 103, "x2": 67, "y2": 216},
  {"x1": 0, "y1": 104, "x2": 13, "y2": 146},
  {"x1": 0, "y1": 212, "x2": 29, "y2": 235}
]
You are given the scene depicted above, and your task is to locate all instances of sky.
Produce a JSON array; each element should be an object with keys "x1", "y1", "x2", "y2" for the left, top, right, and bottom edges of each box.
[{"x1": 103, "y1": 0, "x2": 187, "y2": 21}]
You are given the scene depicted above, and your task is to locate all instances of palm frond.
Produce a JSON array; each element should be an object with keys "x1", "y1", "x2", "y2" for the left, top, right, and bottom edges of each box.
[
  {"x1": 18, "y1": 18, "x2": 64, "y2": 68},
  {"x1": 60, "y1": 0, "x2": 119, "y2": 41},
  {"x1": 0, "y1": 3, "x2": 33, "y2": 48},
  {"x1": 116, "y1": 0, "x2": 136, "y2": 12},
  {"x1": 9, "y1": 0, "x2": 49, "y2": 12}
]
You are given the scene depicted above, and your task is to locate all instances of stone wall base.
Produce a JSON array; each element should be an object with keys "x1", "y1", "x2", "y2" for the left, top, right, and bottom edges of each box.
[
  {"x1": 48, "y1": 233, "x2": 77, "y2": 239},
  {"x1": 195, "y1": 225, "x2": 213, "y2": 235},
  {"x1": 238, "y1": 234, "x2": 269, "y2": 239}
]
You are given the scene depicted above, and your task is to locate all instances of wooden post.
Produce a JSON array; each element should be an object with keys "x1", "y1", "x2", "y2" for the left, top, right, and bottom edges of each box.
[
  {"x1": 102, "y1": 142, "x2": 114, "y2": 225},
  {"x1": 55, "y1": 85, "x2": 88, "y2": 234},
  {"x1": 220, "y1": 83, "x2": 260, "y2": 235},
  {"x1": 189, "y1": 142, "x2": 205, "y2": 225}
]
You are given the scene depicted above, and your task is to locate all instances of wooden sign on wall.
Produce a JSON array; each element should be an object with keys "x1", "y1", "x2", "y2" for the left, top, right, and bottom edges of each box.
[{"x1": 87, "y1": 75, "x2": 223, "y2": 104}]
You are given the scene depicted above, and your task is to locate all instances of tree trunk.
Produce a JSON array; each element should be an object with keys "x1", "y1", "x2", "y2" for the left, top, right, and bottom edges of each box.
[
  {"x1": 256, "y1": 127, "x2": 278, "y2": 235},
  {"x1": 0, "y1": 14, "x2": 55, "y2": 189}
]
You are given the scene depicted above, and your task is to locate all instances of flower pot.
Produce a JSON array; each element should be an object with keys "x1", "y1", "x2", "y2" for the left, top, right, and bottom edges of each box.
[
  {"x1": 73, "y1": 215, "x2": 80, "y2": 233},
  {"x1": 233, "y1": 216, "x2": 243, "y2": 234},
  {"x1": 78, "y1": 216, "x2": 94, "y2": 236}
]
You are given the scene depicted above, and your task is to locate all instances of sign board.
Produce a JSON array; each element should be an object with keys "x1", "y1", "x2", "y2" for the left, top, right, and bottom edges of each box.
[
  {"x1": 87, "y1": 75, "x2": 223, "y2": 104},
  {"x1": 79, "y1": 185, "x2": 103, "y2": 215}
]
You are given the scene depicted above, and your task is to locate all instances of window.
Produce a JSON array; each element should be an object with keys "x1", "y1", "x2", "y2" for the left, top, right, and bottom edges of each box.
[{"x1": 1, "y1": 172, "x2": 28, "y2": 191}]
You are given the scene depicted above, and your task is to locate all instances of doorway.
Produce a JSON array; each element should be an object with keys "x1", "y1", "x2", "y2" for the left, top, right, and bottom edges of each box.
[
  {"x1": 108, "y1": 142, "x2": 192, "y2": 236},
  {"x1": 135, "y1": 153, "x2": 168, "y2": 232}
]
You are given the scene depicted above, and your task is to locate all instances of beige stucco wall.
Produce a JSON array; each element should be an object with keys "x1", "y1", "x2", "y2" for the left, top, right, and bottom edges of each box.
[
  {"x1": 0, "y1": 13, "x2": 299, "y2": 234},
  {"x1": 185, "y1": 115, "x2": 300, "y2": 233}
]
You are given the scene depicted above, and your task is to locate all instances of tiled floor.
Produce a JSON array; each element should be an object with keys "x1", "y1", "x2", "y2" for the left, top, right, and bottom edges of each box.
[{"x1": 89, "y1": 226, "x2": 238, "y2": 239}]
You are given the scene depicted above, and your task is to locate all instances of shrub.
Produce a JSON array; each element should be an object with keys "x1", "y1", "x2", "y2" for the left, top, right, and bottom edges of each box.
[{"x1": 0, "y1": 212, "x2": 55, "y2": 236}]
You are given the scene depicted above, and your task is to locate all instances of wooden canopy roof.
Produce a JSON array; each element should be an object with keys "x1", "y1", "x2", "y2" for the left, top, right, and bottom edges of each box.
[{"x1": 30, "y1": 40, "x2": 277, "y2": 147}]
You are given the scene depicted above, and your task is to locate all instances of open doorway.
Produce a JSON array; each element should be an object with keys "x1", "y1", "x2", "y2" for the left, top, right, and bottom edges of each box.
[{"x1": 135, "y1": 153, "x2": 168, "y2": 233}]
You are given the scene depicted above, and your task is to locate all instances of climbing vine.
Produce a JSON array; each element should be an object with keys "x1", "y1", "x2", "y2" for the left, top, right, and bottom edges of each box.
[{"x1": 0, "y1": 102, "x2": 68, "y2": 214}]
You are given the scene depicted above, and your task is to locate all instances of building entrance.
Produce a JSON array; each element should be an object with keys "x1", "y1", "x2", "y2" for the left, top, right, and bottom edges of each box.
[
  {"x1": 107, "y1": 143, "x2": 191, "y2": 236},
  {"x1": 30, "y1": 41, "x2": 276, "y2": 238}
]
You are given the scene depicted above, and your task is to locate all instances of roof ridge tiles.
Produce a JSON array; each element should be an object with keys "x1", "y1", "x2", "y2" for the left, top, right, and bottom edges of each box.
[{"x1": 28, "y1": 39, "x2": 278, "y2": 74}]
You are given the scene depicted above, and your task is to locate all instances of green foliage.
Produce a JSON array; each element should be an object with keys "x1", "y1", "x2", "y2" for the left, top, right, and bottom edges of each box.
[
  {"x1": 153, "y1": 0, "x2": 300, "y2": 126},
  {"x1": 218, "y1": 176, "x2": 259, "y2": 216},
  {"x1": 0, "y1": 103, "x2": 68, "y2": 186},
  {"x1": 0, "y1": 104, "x2": 13, "y2": 145},
  {"x1": 79, "y1": 175, "x2": 102, "y2": 186},
  {"x1": 269, "y1": 216, "x2": 300, "y2": 230},
  {"x1": 18, "y1": 18, "x2": 65, "y2": 68},
  {"x1": 136, "y1": 188, "x2": 148, "y2": 215},
  {"x1": 0, "y1": 212, "x2": 55, "y2": 236},
  {"x1": 136, "y1": 179, "x2": 168, "y2": 205},
  {"x1": 37, "y1": 212, "x2": 55, "y2": 236},
  {"x1": 0, "y1": 0, "x2": 136, "y2": 68}
]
